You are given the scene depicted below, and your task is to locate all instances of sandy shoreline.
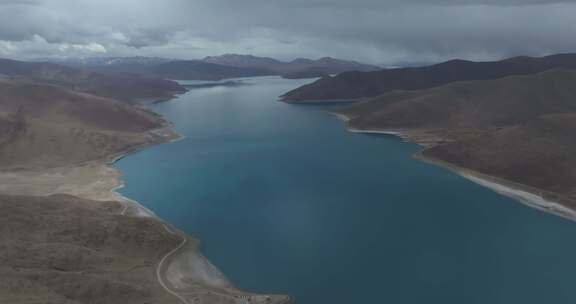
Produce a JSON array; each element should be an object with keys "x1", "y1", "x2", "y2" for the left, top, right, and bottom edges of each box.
[
  {"x1": 100, "y1": 124, "x2": 290, "y2": 303},
  {"x1": 107, "y1": 111, "x2": 292, "y2": 304},
  {"x1": 416, "y1": 153, "x2": 576, "y2": 222},
  {"x1": 332, "y1": 111, "x2": 576, "y2": 223}
]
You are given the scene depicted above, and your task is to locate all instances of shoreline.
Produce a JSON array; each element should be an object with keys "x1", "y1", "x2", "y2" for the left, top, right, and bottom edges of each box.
[
  {"x1": 99, "y1": 104, "x2": 292, "y2": 303},
  {"x1": 107, "y1": 122, "x2": 185, "y2": 217},
  {"x1": 281, "y1": 98, "x2": 358, "y2": 105},
  {"x1": 330, "y1": 112, "x2": 422, "y2": 143},
  {"x1": 0, "y1": 99, "x2": 291, "y2": 303},
  {"x1": 332, "y1": 111, "x2": 576, "y2": 223},
  {"x1": 416, "y1": 153, "x2": 576, "y2": 222}
]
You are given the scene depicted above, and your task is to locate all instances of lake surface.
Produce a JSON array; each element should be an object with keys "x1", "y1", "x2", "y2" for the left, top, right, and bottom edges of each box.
[{"x1": 117, "y1": 76, "x2": 576, "y2": 304}]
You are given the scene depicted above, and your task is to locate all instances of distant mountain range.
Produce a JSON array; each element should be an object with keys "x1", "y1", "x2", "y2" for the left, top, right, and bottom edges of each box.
[
  {"x1": 202, "y1": 54, "x2": 379, "y2": 76},
  {"x1": 149, "y1": 60, "x2": 274, "y2": 81},
  {"x1": 39, "y1": 54, "x2": 380, "y2": 81},
  {"x1": 42, "y1": 56, "x2": 172, "y2": 73},
  {"x1": 282, "y1": 53, "x2": 576, "y2": 102}
]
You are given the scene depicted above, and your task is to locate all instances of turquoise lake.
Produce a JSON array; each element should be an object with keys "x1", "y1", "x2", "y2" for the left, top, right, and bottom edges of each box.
[{"x1": 117, "y1": 76, "x2": 576, "y2": 303}]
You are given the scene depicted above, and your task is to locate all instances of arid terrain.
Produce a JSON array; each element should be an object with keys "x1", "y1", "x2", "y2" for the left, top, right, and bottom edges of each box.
[
  {"x1": 0, "y1": 67, "x2": 290, "y2": 303},
  {"x1": 0, "y1": 194, "x2": 183, "y2": 304},
  {"x1": 331, "y1": 68, "x2": 576, "y2": 217}
]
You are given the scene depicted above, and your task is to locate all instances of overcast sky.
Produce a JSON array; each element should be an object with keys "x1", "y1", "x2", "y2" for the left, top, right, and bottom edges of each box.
[{"x1": 1, "y1": 0, "x2": 575, "y2": 64}]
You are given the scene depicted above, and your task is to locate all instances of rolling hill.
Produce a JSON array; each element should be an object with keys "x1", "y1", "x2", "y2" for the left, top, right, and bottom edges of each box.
[
  {"x1": 149, "y1": 60, "x2": 274, "y2": 80},
  {"x1": 339, "y1": 69, "x2": 576, "y2": 130},
  {"x1": 334, "y1": 68, "x2": 576, "y2": 202},
  {"x1": 282, "y1": 53, "x2": 576, "y2": 102},
  {"x1": 0, "y1": 58, "x2": 185, "y2": 103},
  {"x1": 0, "y1": 77, "x2": 172, "y2": 170}
]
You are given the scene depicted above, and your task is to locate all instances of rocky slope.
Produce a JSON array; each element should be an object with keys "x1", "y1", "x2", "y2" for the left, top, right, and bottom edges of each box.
[
  {"x1": 334, "y1": 68, "x2": 576, "y2": 206},
  {"x1": 283, "y1": 53, "x2": 576, "y2": 102}
]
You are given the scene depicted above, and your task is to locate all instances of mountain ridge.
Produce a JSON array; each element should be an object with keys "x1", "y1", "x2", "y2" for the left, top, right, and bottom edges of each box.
[
  {"x1": 282, "y1": 53, "x2": 576, "y2": 102},
  {"x1": 37, "y1": 54, "x2": 380, "y2": 81},
  {"x1": 202, "y1": 53, "x2": 380, "y2": 75},
  {"x1": 0, "y1": 58, "x2": 186, "y2": 103}
]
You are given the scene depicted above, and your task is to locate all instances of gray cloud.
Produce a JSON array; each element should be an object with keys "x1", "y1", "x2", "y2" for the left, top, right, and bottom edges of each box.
[
  {"x1": 0, "y1": 0, "x2": 575, "y2": 64},
  {"x1": 0, "y1": 0, "x2": 40, "y2": 5}
]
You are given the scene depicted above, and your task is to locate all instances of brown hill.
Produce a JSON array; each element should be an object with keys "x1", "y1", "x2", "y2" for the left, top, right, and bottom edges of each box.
[
  {"x1": 0, "y1": 77, "x2": 171, "y2": 170},
  {"x1": 0, "y1": 77, "x2": 288, "y2": 303},
  {"x1": 0, "y1": 58, "x2": 185, "y2": 103},
  {"x1": 282, "y1": 53, "x2": 576, "y2": 102},
  {"x1": 339, "y1": 69, "x2": 576, "y2": 130},
  {"x1": 334, "y1": 69, "x2": 576, "y2": 202},
  {"x1": 424, "y1": 113, "x2": 576, "y2": 199}
]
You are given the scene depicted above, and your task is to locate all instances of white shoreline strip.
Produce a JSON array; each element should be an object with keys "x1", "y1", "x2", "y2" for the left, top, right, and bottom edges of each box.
[
  {"x1": 348, "y1": 128, "x2": 403, "y2": 136},
  {"x1": 330, "y1": 113, "x2": 410, "y2": 142},
  {"x1": 328, "y1": 112, "x2": 406, "y2": 136},
  {"x1": 461, "y1": 173, "x2": 576, "y2": 222},
  {"x1": 327, "y1": 112, "x2": 576, "y2": 223},
  {"x1": 330, "y1": 112, "x2": 350, "y2": 122}
]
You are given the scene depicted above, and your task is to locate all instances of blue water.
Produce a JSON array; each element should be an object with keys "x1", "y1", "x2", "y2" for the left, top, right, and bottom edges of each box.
[{"x1": 117, "y1": 76, "x2": 576, "y2": 304}]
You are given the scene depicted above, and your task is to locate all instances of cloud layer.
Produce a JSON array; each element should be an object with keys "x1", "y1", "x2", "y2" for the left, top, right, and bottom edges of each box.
[{"x1": 1, "y1": 0, "x2": 576, "y2": 64}]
